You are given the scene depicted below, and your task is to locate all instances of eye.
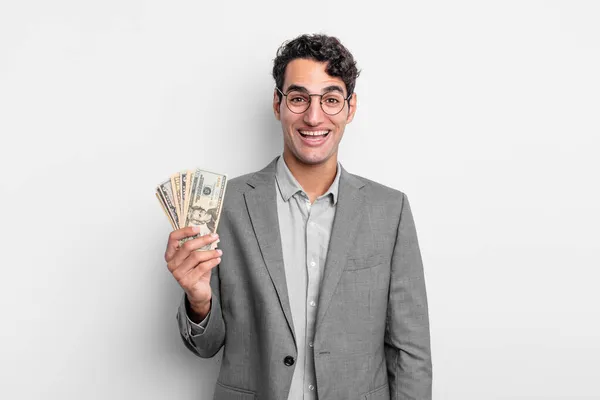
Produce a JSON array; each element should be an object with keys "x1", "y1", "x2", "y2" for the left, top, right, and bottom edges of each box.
[
  {"x1": 287, "y1": 91, "x2": 309, "y2": 104},
  {"x1": 322, "y1": 92, "x2": 343, "y2": 104},
  {"x1": 290, "y1": 96, "x2": 308, "y2": 103}
]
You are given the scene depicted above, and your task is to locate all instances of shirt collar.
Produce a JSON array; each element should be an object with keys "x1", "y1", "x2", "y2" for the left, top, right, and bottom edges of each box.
[{"x1": 275, "y1": 156, "x2": 341, "y2": 205}]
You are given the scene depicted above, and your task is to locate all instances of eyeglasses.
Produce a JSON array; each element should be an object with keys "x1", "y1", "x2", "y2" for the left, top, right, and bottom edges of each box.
[{"x1": 276, "y1": 87, "x2": 351, "y2": 116}]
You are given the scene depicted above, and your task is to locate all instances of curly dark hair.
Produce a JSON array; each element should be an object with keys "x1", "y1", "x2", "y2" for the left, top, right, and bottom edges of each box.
[{"x1": 272, "y1": 34, "x2": 360, "y2": 102}]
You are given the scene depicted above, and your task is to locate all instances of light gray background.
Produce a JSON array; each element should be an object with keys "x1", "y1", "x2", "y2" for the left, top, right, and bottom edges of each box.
[{"x1": 1, "y1": 1, "x2": 599, "y2": 399}]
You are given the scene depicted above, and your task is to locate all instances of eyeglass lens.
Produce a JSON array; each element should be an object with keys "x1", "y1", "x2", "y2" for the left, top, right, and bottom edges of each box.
[{"x1": 285, "y1": 91, "x2": 346, "y2": 115}]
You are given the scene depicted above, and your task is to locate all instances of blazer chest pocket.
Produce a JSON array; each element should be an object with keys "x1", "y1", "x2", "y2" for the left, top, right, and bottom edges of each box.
[
  {"x1": 214, "y1": 381, "x2": 255, "y2": 400},
  {"x1": 345, "y1": 254, "x2": 384, "y2": 271}
]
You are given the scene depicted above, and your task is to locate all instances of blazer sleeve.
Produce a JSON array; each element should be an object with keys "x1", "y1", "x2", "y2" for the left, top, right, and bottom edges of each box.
[
  {"x1": 384, "y1": 193, "x2": 433, "y2": 399},
  {"x1": 175, "y1": 264, "x2": 226, "y2": 358}
]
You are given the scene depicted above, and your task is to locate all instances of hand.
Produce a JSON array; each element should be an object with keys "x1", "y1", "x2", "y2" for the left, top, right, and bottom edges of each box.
[{"x1": 165, "y1": 226, "x2": 221, "y2": 319}]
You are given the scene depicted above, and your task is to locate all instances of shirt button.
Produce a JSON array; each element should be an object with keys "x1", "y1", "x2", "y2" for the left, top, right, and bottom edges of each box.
[
  {"x1": 309, "y1": 342, "x2": 314, "y2": 347},
  {"x1": 283, "y1": 356, "x2": 295, "y2": 366},
  {"x1": 310, "y1": 261, "x2": 316, "y2": 267},
  {"x1": 309, "y1": 301, "x2": 316, "y2": 307},
  {"x1": 309, "y1": 385, "x2": 315, "y2": 391}
]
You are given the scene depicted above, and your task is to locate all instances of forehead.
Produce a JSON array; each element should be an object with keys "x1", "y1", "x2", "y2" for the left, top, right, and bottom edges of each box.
[{"x1": 283, "y1": 58, "x2": 346, "y2": 93}]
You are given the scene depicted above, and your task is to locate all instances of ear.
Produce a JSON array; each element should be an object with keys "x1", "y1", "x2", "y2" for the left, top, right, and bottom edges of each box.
[
  {"x1": 273, "y1": 89, "x2": 281, "y2": 121},
  {"x1": 346, "y1": 92, "x2": 357, "y2": 123}
]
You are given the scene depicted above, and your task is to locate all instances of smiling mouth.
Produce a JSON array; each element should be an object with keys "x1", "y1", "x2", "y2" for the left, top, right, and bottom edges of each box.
[{"x1": 299, "y1": 129, "x2": 330, "y2": 138}]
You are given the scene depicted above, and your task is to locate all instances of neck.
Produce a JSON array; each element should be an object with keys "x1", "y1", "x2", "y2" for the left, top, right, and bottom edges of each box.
[{"x1": 282, "y1": 151, "x2": 338, "y2": 203}]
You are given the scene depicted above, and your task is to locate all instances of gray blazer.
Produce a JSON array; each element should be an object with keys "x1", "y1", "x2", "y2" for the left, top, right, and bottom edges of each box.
[{"x1": 176, "y1": 158, "x2": 432, "y2": 400}]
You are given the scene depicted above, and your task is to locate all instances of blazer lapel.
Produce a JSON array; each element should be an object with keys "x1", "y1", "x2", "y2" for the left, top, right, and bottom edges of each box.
[
  {"x1": 316, "y1": 168, "x2": 365, "y2": 330},
  {"x1": 243, "y1": 159, "x2": 296, "y2": 344}
]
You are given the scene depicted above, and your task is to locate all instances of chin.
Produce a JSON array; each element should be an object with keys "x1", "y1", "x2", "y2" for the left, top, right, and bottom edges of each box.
[
  {"x1": 284, "y1": 138, "x2": 338, "y2": 166},
  {"x1": 295, "y1": 151, "x2": 334, "y2": 166}
]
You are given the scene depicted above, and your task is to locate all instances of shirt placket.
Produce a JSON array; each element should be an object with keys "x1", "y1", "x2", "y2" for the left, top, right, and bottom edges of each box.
[{"x1": 304, "y1": 195, "x2": 323, "y2": 399}]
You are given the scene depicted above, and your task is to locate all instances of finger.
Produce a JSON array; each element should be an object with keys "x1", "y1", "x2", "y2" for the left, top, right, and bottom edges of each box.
[
  {"x1": 172, "y1": 226, "x2": 203, "y2": 241},
  {"x1": 172, "y1": 233, "x2": 220, "y2": 265},
  {"x1": 165, "y1": 226, "x2": 201, "y2": 260},
  {"x1": 164, "y1": 241, "x2": 179, "y2": 263},
  {"x1": 179, "y1": 256, "x2": 222, "y2": 288},
  {"x1": 171, "y1": 249, "x2": 222, "y2": 280},
  {"x1": 164, "y1": 226, "x2": 201, "y2": 262}
]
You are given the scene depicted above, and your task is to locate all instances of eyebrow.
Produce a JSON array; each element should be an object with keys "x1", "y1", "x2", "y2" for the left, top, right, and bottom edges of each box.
[{"x1": 285, "y1": 84, "x2": 346, "y2": 95}]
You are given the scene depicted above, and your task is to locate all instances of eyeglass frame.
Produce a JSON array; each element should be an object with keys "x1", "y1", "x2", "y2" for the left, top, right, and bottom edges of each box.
[{"x1": 275, "y1": 87, "x2": 353, "y2": 116}]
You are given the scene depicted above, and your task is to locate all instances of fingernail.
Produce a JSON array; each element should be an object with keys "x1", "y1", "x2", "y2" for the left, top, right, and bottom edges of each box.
[
  {"x1": 217, "y1": 249, "x2": 223, "y2": 255},
  {"x1": 192, "y1": 225, "x2": 201, "y2": 233},
  {"x1": 211, "y1": 233, "x2": 219, "y2": 239}
]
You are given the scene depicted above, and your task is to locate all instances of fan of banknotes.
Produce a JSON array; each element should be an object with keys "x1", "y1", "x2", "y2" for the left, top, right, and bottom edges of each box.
[{"x1": 156, "y1": 169, "x2": 228, "y2": 250}]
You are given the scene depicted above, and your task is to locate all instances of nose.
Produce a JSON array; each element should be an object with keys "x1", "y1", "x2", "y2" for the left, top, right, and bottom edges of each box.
[{"x1": 303, "y1": 97, "x2": 325, "y2": 126}]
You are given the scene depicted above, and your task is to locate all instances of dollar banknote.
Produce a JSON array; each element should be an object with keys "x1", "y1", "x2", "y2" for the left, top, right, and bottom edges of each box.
[
  {"x1": 156, "y1": 192, "x2": 177, "y2": 230},
  {"x1": 180, "y1": 169, "x2": 193, "y2": 221},
  {"x1": 156, "y1": 168, "x2": 227, "y2": 251},
  {"x1": 157, "y1": 179, "x2": 180, "y2": 228},
  {"x1": 182, "y1": 169, "x2": 227, "y2": 250},
  {"x1": 170, "y1": 173, "x2": 182, "y2": 225}
]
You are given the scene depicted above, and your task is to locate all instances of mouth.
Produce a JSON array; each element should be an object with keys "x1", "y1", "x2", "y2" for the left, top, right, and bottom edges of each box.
[
  {"x1": 299, "y1": 129, "x2": 330, "y2": 137},
  {"x1": 298, "y1": 129, "x2": 330, "y2": 145}
]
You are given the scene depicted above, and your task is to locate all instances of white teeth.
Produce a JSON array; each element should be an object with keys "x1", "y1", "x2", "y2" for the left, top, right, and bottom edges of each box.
[{"x1": 299, "y1": 130, "x2": 329, "y2": 136}]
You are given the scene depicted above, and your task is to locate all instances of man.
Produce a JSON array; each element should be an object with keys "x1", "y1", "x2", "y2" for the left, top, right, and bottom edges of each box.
[{"x1": 165, "y1": 34, "x2": 432, "y2": 400}]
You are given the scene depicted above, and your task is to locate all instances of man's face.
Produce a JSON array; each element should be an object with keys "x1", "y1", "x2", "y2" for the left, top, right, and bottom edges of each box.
[{"x1": 273, "y1": 58, "x2": 357, "y2": 167}]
